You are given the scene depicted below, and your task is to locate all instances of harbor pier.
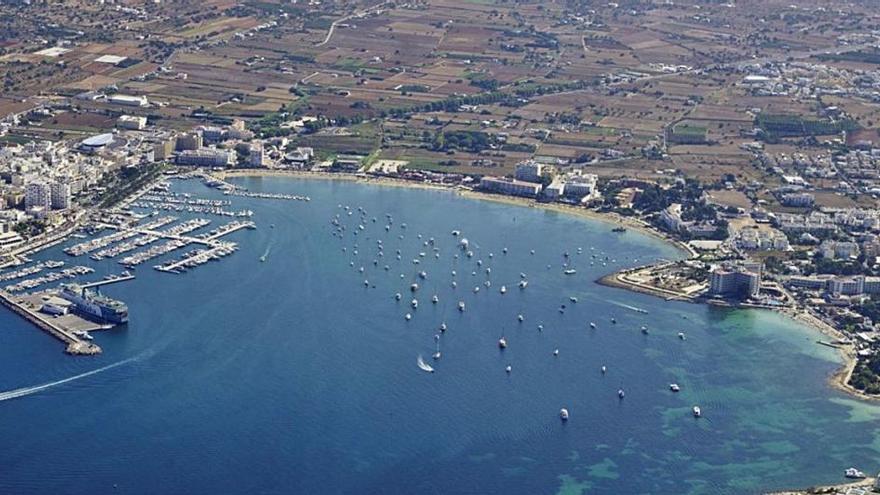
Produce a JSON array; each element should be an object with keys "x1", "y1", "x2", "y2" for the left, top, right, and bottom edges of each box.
[{"x1": 0, "y1": 291, "x2": 101, "y2": 355}]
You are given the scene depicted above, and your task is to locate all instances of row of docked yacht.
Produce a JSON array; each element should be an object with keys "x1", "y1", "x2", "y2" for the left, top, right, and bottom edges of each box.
[
  {"x1": 4, "y1": 265, "x2": 94, "y2": 292},
  {"x1": 91, "y1": 233, "x2": 160, "y2": 260},
  {"x1": 64, "y1": 216, "x2": 177, "y2": 256},
  {"x1": 162, "y1": 218, "x2": 213, "y2": 237},
  {"x1": 0, "y1": 260, "x2": 64, "y2": 282},
  {"x1": 153, "y1": 243, "x2": 238, "y2": 274},
  {"x1": 119, "y1": 239, "x2": 188, "y2": 267},
  {"x1": 130, "y1": 200, "x2": 254, "y2": 218},
  {"x1": 224, "y1": 190, "x2": 310, "y2": 201},
  {"x1": 139, "y1": 191, "x2": 232, "y2": 207}
]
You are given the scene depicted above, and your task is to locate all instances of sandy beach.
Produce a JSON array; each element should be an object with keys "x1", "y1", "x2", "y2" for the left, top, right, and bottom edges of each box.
[{"x1": 219, "y1": 169, "x2": 694, "y2": 257}]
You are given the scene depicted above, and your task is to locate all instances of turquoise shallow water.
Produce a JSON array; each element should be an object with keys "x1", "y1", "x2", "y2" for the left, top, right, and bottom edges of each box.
[{"x1": 0, "y1": 176, "x2": 878, "y2": 494}]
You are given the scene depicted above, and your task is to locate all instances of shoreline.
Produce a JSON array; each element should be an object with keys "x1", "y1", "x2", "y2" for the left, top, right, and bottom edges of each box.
[
  {"x1": 224, "y1": 169, "x2": 878, "y2": 403},
  {"x1": 765, "y1": 476, "x2": 876, "y2": 495},
  {"x1": 783, "y1": 308, "x2": 880, "y2": 403},
  {"x1": 219, "y1": 169, "x2": 695, "y2": 258}
]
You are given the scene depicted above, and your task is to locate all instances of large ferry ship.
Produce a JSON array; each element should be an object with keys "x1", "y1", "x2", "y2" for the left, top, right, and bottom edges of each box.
[{"x1": 59, "y1": 284, "x2": 129, "y2": 324}]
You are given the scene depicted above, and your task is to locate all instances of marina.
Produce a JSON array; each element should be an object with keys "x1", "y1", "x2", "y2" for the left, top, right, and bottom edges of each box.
[{"x1": 0, "y1": 178, "x2": 260, "y2": 355}]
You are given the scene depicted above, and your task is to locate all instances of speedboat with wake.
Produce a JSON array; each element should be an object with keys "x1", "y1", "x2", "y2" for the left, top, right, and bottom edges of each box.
[{"x1": 417, "y1": 354, "x2": 434, "y2": 373}]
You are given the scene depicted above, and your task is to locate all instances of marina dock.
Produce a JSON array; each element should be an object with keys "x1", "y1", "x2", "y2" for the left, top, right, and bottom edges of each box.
[
  {"x1": 81, "y1": 274, "x2": 136, "y2": 289},
  {"x1": 154, "y1": 245, "x2": 234, "y2": 273},
  {"x1": 198, "y1": 171, "x2": 245, "y2": 192},
  {"x1": 95, "y1": 219, "x2": 254, "y2": 247}
]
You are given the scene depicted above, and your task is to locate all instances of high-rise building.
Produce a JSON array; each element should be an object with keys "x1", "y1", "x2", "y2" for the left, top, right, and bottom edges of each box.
[
  {"x1": 50, "y1": 181, "x2": 71, "y2": 209},
  {"x1": 515, "y1": 161, "x2": 544, "y2": 182},
  {"x1": 25, "y1": 181, "x2": 51, "y2": 210},
  {"x1": 153, "y1": 140, "x2": 174, "y2": 161},
  {"x1": 248, "y1": 143, "x2": 265, "y2": 167},
  {"x1": 176, "y1": 132, "x2": 203, "y2": 151},
  {"x1": 708, "y1": 262, "x2": 762, "y2": 299}
]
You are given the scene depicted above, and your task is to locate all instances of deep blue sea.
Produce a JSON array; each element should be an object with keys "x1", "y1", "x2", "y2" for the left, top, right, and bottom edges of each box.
[{"x1": 0, "y1": 176, "x2": 879, "y2": 495}]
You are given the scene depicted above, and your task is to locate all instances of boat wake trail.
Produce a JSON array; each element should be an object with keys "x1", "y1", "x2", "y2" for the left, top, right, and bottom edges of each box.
[
  {"x1": 607, "y1": 300, "x2": 649, "y2": 314},
  {"x1": 0, "y1": 356, "x2": 138, "y2": 402}
]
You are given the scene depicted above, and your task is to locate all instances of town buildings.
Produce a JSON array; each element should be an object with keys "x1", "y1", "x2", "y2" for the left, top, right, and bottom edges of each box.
[
  {"x1": 479, "y1": 176, "x2": 542, "y2": 198},
  {"x1": 176, "y1": 149, "x2": 234, "y2": 167}
]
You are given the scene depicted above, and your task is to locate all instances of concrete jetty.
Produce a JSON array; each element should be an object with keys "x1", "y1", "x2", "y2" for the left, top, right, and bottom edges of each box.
[
  {"x1": 0, "y1": 291, "x2": 101, "y2": 355},
  {"x1": 81, "y1": 274, "x2": 136, "y2": 289}
]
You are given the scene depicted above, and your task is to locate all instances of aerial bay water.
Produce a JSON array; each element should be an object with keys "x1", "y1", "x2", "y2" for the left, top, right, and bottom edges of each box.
[{"x1": 0, "y1": 176, "x2": 879, "y2": 494}]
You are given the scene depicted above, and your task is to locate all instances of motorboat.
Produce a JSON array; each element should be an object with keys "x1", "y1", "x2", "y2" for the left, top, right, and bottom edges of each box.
[
  {"x1": 498, "y1": 337, "x2": 507, "y2": 349},
  {"x1": 670, "y1": 384, "x2": 680, "y2": 392},
  {"x1": 417, "y1": 354, "x2": 434, "y2": 373},
  {"x1": 845, "y1": 468, "x2": 866, "y2": 479},
  {"x1": 692, "y1": 406, "x2": 701, "y2": 418},
  {"x1": 559, "y1": 408, "x2": 569, "y2": 421}
]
